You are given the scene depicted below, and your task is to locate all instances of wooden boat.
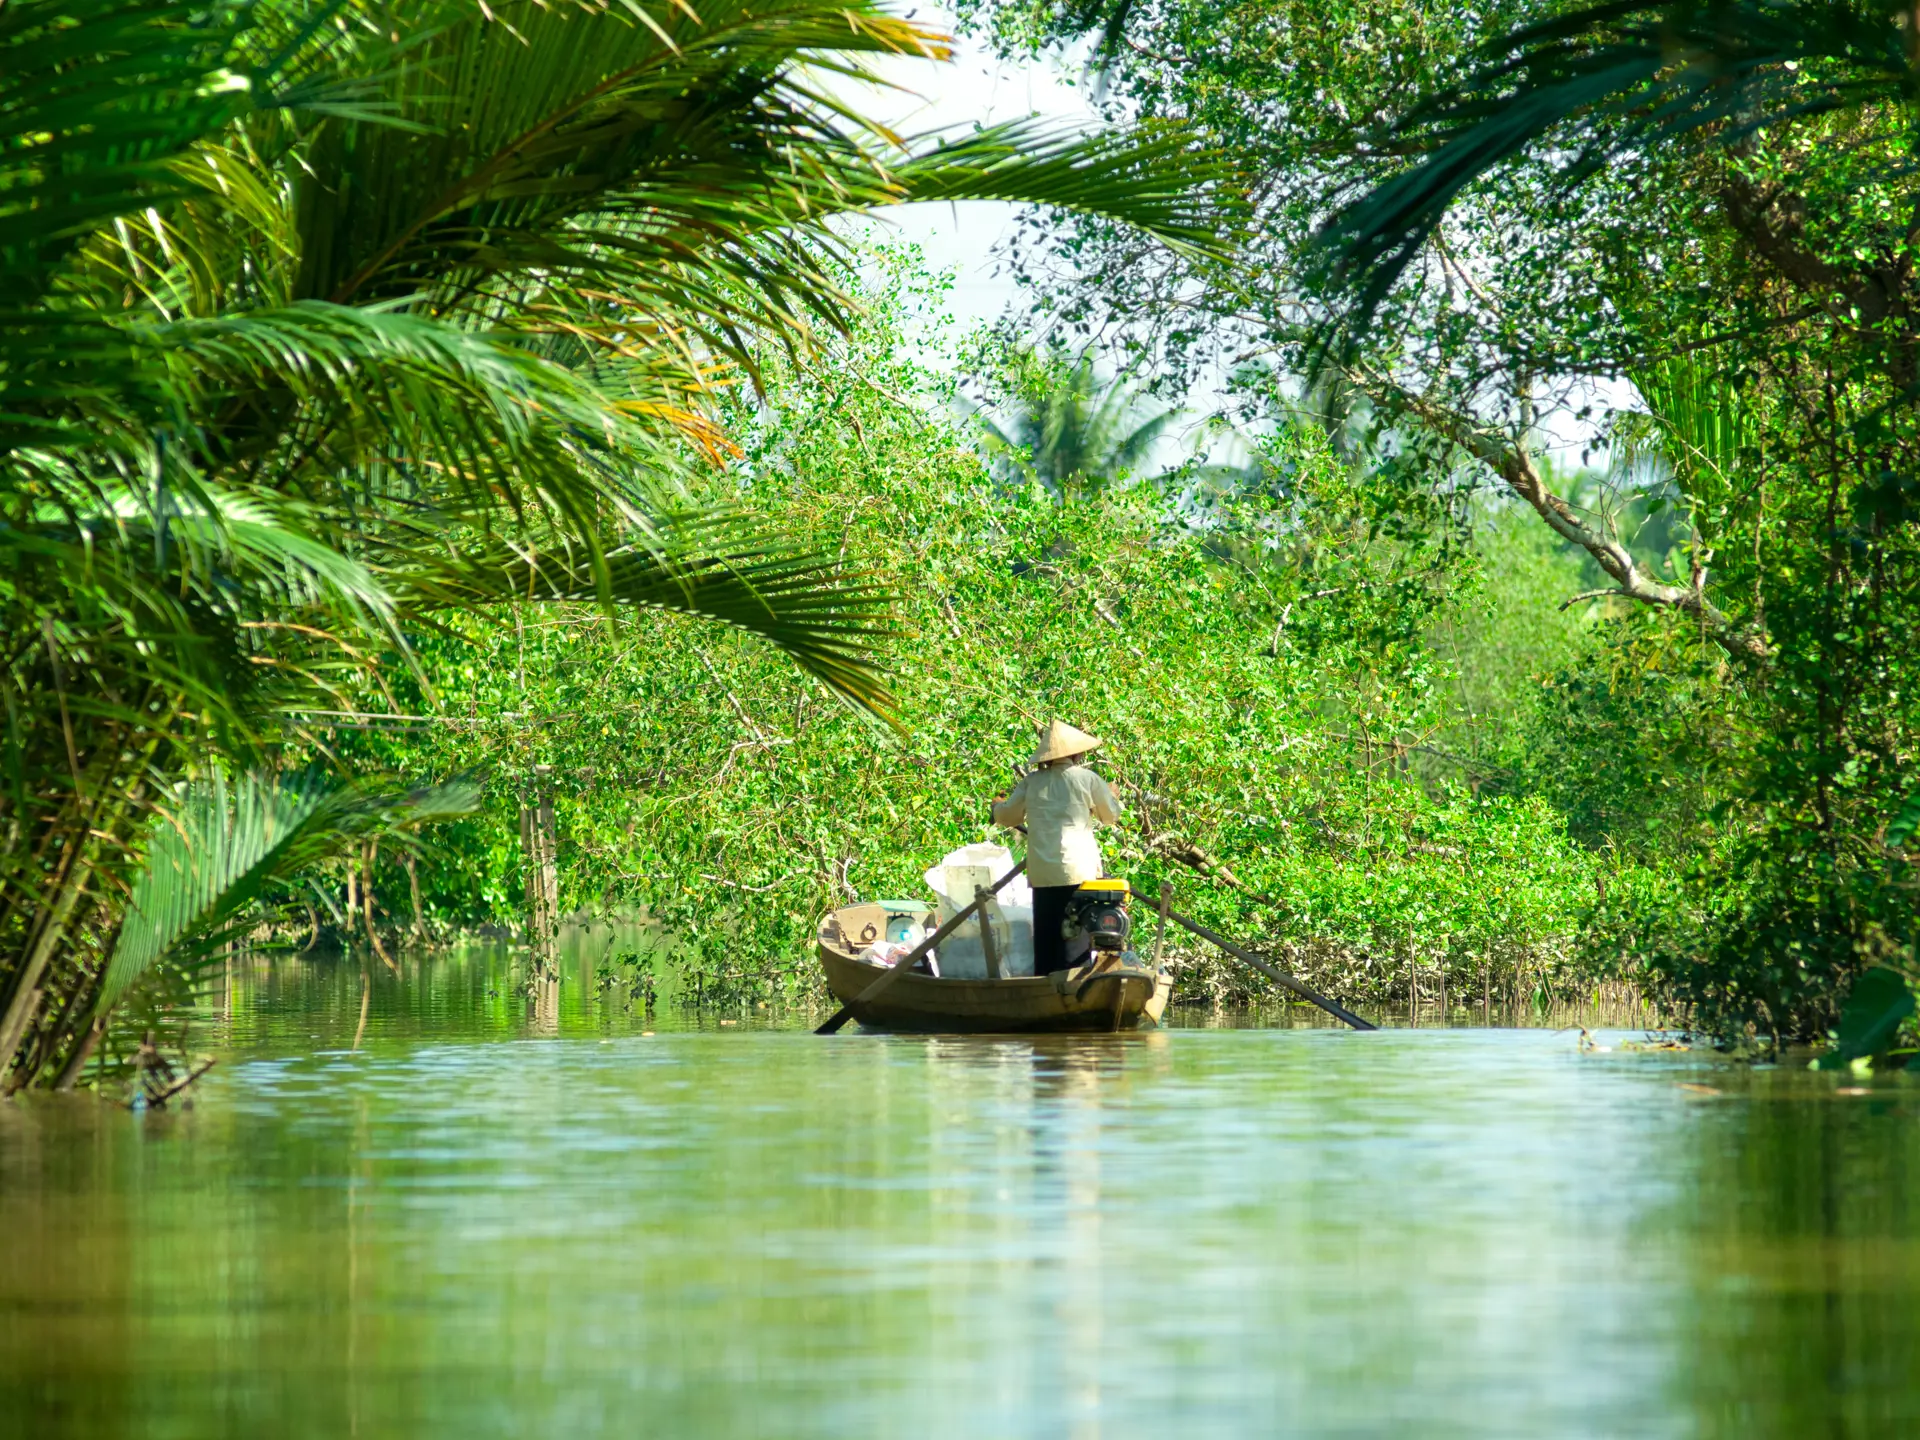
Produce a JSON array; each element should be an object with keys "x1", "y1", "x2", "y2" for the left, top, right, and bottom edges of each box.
[{"x1": 815, "y1": 901, "x2": 1172, "y2": 1033}]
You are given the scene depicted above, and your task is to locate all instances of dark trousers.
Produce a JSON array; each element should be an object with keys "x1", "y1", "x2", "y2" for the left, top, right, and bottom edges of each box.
[{"x1": 1032, "y1": 885, "x2": 1078, "y2": 976}]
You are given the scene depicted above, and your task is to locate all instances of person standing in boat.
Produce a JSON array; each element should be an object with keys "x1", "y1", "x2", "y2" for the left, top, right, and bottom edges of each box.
[{"x1": 991, "y1": 720, "x2": 1120, "y2": 976}]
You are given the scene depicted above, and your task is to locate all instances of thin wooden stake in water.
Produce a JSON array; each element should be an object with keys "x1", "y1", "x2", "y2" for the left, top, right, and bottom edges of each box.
[
  {"x1": 406, "y1": 852, "x2": 425, "y2": 941},
  {"x1": 362, "y1": 841, "x2": 397, "y2": 975},
  {"x1": 521, "y1": 764, "x2": 559, "y2": 976},
  {"x1": 1152, "y1": 882, "x2": 1171, "y2": 970}
]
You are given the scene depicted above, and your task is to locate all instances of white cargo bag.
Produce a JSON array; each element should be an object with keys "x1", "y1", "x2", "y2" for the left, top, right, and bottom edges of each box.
[{"x1": 922, "y1": 843, "x2": 1034, "y2": 979}]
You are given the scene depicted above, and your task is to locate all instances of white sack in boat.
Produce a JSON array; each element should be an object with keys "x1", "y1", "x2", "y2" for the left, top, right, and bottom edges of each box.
[{"x1": 923, "y1": 843, "x2": 1033, "y2": 979}]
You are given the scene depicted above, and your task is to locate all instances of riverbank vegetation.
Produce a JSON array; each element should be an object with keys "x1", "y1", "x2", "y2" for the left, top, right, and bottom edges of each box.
[
  {"x1": 315, "y1": 261, "x2": 1607, "y2": 1011},
  {"x1": 953, "y1": 0, "x2": 1920, "y2": 1051},
  {"x1": 9, "y1": 0, "x2": 1920, "y2": 1078},
  {"x1": 0, "y1": 0, "x2": 1215, "y2": 1089}
]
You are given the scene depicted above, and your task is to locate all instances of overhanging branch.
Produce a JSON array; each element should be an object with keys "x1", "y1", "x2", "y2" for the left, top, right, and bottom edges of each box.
[{"x1": 1351, "y1": 366, "x2": 1770, "y2": 661}]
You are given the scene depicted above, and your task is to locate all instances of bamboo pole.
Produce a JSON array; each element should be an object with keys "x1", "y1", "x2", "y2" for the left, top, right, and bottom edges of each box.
[
  {"x1": 1131, "y1": 887, "x2": 1376, "y2": 1031},
  {"x1": 976, "y1": 885, "x2": 1003, "y2": 981}
]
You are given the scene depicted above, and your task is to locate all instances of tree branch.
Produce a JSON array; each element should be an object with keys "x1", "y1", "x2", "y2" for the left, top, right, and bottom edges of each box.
[
  {"x1": 1351, "y1": 366, "x2": 1770, "y2": 661},
  {"x1": 1718, "y1": 171, "x2": 1916, "y2": 386},
  {"x1": 1559, "y1": 588, "x2": 1621, "y2": 611}
]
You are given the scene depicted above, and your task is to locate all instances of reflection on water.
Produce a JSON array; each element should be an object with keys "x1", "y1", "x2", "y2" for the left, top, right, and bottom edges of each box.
[{"x1": 1, "y1": 947, "x2": 1917, "y2": 1438}]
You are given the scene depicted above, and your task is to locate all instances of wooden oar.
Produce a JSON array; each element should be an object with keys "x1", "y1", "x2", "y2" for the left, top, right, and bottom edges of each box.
[
  {"x1": 1131, "y1": 885, "x2": 1377, "y2": 1031},
  {"x1": 814, "y1": 859, "x2": 1029, "y2": 1035}
]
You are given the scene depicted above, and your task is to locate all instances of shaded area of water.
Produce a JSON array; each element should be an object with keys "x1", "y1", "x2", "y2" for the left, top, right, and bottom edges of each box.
[{"x1": 2, "y1": 947, "x2": 1918, "y2": 1438}]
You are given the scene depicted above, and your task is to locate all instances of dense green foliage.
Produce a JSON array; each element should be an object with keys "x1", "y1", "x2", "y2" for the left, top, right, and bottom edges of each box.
[
  {"x1": 325, "y1": 265, "x2": 1601, "y2": 1007},
  {"x1": 18, "y1": 0, "x2": 1919, "y2": 1061},
  {"x1": 956, "y1": 0, "x2": 1920, "y2": 1044},
  {"x1": 0, "y1": 0, "x2": 1218, "y2": 1088}
]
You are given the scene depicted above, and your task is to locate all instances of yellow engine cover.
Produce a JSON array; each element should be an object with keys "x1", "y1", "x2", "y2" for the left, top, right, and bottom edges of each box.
[{"x1": 1077, "y1": 878, "x2": 1130, "y2": 897}]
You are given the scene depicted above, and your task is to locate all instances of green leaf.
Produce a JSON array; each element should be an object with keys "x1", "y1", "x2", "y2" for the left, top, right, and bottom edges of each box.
[
  {"x1": 1886, "y1": 790, "x2": 1920, "y2": 848},
  {"x1": 1812, "y1": 966, "x2": 1916, "y2": 1070}
]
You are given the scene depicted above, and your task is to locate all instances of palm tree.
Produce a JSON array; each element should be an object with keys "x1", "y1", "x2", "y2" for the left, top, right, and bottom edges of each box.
[
  {"x1": 0, "y1": 0, "x2": 1225, "y2": 1087},
  {"x1": 975, "y1": 350, "x2": 1179, "y2": 498}
]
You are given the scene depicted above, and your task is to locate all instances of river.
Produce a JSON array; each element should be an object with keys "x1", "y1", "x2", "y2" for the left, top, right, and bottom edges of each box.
[{"x1": 2, "y1": 942, "x2": 1916, "y2": 1438}]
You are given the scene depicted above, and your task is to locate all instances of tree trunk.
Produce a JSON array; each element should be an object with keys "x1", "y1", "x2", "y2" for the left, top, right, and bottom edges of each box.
[
  {"x1": 361, "y1": 843, "x2": 396, "y2": 974},
  {"x1": 405, "y1": 853, "x2": 425, "y2": 940},
  {"x1": 52, "y1": 1013, "x2": 107, "y2": 1091},
  {"x1": 0, "y1": 844, "x2": 95, "y2": 1085},
  {"x1": 520, "y1": 764, "x2": 559, "y2": 975}
]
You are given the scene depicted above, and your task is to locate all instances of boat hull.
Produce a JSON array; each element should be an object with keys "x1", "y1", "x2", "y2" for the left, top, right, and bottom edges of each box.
[{"x1": 816, "y1": 903, "x2": 1171, "y2": 1034}]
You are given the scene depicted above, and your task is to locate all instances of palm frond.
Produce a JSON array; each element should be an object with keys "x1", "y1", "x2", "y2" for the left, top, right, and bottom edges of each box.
[
  {"x1": 418, "y1": 512, "x2": 900, "y2": 722},
  {"x1": 31, "y1": 472, "x2": 400, "y2": 631},
  {"x1": 96, "y1": 769, "x2": 482, "y2": 1017},
  {"x1": 1317, "y1": 0, "x2": 1915, "y2": 331},
  {"x1": 1632, "y1": 353, "x2": 1754, "y2": 493},
  {"x1": 153, "y1": 300, "x2": 689, "y2": 505},
  {"x1": 0, "y1": 0, "x2": 258, "y2": 303},
  {"x1": 887, "y1": 121, "x2": 1226, "y2": 257},
  {"x1": 280, "y1": 1, "x2": 1224, "y2": 340},
  {"x1": 976, "y1": 345, "x2": 1178, "y2": 490},
  {"x1": 1108, "y1": 410, "x2": 1177, "y2": 469}
]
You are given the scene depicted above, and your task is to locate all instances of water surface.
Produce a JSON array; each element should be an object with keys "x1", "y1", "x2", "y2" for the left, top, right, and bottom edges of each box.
[{"x1": 2, "y1": 949, "x2": 1916, "y2": 1438}]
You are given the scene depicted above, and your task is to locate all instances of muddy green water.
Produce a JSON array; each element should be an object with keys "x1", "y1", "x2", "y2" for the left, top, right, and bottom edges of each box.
[{"x1": 2, "y1": 946, "x2": 1918, "y2": 1438}]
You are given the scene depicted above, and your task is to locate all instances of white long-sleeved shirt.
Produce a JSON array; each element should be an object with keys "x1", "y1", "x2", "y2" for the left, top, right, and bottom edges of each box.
[{"x1": 991, "y1": 763, "x2": 1120, "y2": 887}]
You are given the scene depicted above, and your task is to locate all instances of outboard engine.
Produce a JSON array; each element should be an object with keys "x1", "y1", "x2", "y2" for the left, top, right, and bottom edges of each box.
[{"x1": 1063, "y1": 878, "x2": 1132, "y2": 954}]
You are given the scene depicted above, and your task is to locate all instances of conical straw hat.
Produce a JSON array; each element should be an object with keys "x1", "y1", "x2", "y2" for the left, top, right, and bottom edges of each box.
[{"x1": 1031, "y1": 719, "x2": 1104, "y2": 765}]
